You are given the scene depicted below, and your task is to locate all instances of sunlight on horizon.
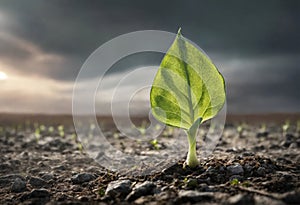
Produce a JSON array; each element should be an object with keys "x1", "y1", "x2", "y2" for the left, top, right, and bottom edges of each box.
[{"x1": 0, "y1": 71, "x2": 7, "y2": 81}]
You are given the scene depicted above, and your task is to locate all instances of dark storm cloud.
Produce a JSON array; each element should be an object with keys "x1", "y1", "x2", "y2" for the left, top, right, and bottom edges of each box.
[
  {"x1": 224, "y1": 55, "x2": 300, "y2": 113},
  {"x1": 0, "y1": 0, "x2": 299, "y2": 113}
]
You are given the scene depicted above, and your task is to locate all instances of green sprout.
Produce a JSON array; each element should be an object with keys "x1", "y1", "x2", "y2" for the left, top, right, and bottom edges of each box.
[
  {"x1": 150, "y1": 139, "x2": 160, "y2": 150},
  {"x1": 35, "y1": 128, "x2": 41, "y2": 142},
  {"x1": 150, "y1": 28, "x2": 226, "y2": 168},
  {"x1": 230, "y1": 178, "x2": 240, "y2": 186},
  {"x1": 260, "y1": 123, "x2": 267, "y2": 133},
  {"x1": 282, "y1": 120, "x2": 290, "y2": 135},
  {"x1": 48, "y1": 126, "x2": 54, "y2": 133},
  {"x1": 237, "y1": 123, "x2": 246, "y2": 137},
  {"x1": 57, "y1": 125, "x2": 65, "y2": 137}
]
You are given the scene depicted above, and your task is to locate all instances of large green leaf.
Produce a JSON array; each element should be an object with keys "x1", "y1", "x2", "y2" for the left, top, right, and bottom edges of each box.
[{"x1": 150, "y1": 29, "x2": 226, "y2": 130}]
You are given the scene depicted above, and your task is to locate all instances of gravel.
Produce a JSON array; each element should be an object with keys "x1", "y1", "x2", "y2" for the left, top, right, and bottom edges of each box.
[
  {"x1": 126, "y1": 181, "x2": 156, "y2": 201},
  {"x1": 227, "y1": 164, "x2": 244, "y2": 176},
  {"x1": 71, "y1": 173, "x2": 95, "y2": 184},
  {"x1": 11, "y1": 178, "x2": 26, "y2": 193},
  {"x1": 105, "y1": 179, "x2": 132, "y2": 198}
]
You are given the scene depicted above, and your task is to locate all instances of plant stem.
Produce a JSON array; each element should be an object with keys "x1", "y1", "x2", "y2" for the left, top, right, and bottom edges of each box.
[
  {"x1": 186, "y1": 131, "x2": 199, "y2": 168},
  {"x1": 185, "y1": 120, "x2": 200, "y2": 168}
]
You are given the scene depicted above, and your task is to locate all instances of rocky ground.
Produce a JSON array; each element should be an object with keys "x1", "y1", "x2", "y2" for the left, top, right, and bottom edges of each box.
[{"x1": 0, "y1": 116, "x2": 299, "y2": 205}]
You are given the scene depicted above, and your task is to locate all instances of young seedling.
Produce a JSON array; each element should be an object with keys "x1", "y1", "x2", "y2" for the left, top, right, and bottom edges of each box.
[
  {"x1": 282, "y1": 120, "x2": 290, "y2": 136},
  {"x1": 150, "y1": 28, "x2": 226, "y2": 168},
  {"x1": 237, "y1": 123, "x2": 246, "y2": 137}
]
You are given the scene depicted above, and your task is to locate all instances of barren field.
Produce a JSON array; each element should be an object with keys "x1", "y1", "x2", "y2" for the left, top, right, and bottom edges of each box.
[{"x1": 0, "y1": 114, "x2": 299, "y2": 205}]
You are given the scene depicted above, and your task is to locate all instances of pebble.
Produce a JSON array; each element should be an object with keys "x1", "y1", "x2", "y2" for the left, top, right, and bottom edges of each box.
[
  {"x1": 281, "y1": 189, "x2": 300, "y2": 204},
  {"x1": 0, "y1": 174, "x2": 25, "y2": 188},
  {"x1": 105, "y1": 179, "x2": 132, "y2": 198},
  {"x1": 71, "y1": 173, "x2": 95, "y2": 184},
  {"x1": 41, "y1": 173, "x2": 54, "y2": 181},
  {"x1": 206, "y1": 166, "x2": 218, "y2": 175},
  {"x1": 29, "y1": 177, "x2": 47, "y2": 188},
  {"x1": 29, "y1": 188, "x2": 50, "y2": 198},
  {"x1": 227, "y1": 164, "x2": 244, "y2": 176},
  {"x1": 227, "y1": 194, "x2": 254, "y2": 205},
  {"x1": 243, "y1": 164, "x2": 254, "y2": 174},
  {"x1": 11, "y1": 178, "x2": 26, "y2": 193},
  {"x1": 256, "y1": 167, "x2": 266, "y2": 176},
  {"x1": 126, "y1": 181, "x2": 156, "y2": 201},
  {"x1": 177, "y1": 190, "x2": 214, "y2": 203},
  {"x1": 254, "y1": 195, "x2": 285, "y2": 205}
]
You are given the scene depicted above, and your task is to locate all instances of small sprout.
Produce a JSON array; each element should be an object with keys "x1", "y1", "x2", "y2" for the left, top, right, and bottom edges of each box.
[
  {"x1": 237, "y1": 123, "x2": 245, "y2": 137},
  {"x1": 58, "y1": 125, "x2": 64, "y2": 132},
  {"x1": 282, "y1": 120, "x2": 290, "y2": 135},
  {"x1": 150, "y1": 139, "x2": 160, "y2": 150},
  {"x1": 39, "y1": 125, "x2": 46, "y2": 132},
  {"x1": 90, "y1": 123, "x2": 96, "y2": 130},
  {"x1": 113, "y1": 133, "x2": 119, "y2": 139},
  {"x1": 98, "y1": 187, "x2": 105, "y2": 197},
  {"x1": 71, "y1": 133, "x2": 77, "y2": 141},
  {"x1": 77, "y1": 142, "x2": 83, "y2": 152},
  {"x1": 230, "y1": 178, "x2": 240, "y2": 186},
  {"x1": 48, "y1": 126, "x2": 54, "y2": 133},
  {"x1": 58, "y1": 125, "x2": 65, "y2": 137},
  {"x1": 35, "y1": 128, "x2": 41, "y2": 141},
  {"x1": 260, "y1": 123, "x2": 267, "y2": 133}
]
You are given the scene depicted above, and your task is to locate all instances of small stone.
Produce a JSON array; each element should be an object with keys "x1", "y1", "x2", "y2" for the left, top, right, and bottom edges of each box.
[
  {"x1": 53, "y1": 165, "x2": 66, "y2": 171},
  {"x1": 105, "y1": 179, "x2": 132, "y2": 198},
  {"x1": 289, "y1": 142, "x2": 297, "y2": 149},
  {"x1": 281, "y1": 189, "x2": 300, "y2": 204},
  {"x1": 177, "y1": 190, "x2": 214, "y2": 203},
  {"x1": 243, "y1": 164, "x2": 253, "y2": 174},
  {"x1": 126, "y1": 181, "x2": 156, "y2": 201},
  {"x1": 0, "y1": 174, "x2": 25, "y2": 188},
  {"x1": 29, "y1": 188, "x2": 50, "y2": 198},
  {"x1": 71, "y1": 173, "x2": 95, "y2": 184},
  {"x1": 29, "y1": 177, "x2": 47, "y2": 188},
  {"x1": 227, "y1": 164, "x2": 244, "y2": 176},
  {"x1": 254, "y1": 195, "x2": 285, "y2": 205},
  {"x1": 227, "y1": 194, "x2": 254, "y2": 205},
  {"x1": 11, "y1": 178, "x2": 26, "y2": 193},
  {"x1": 256, "y1": 167, "x2": 266, "y2": 177},
  {"x1": 41, "y1": 174, "x2": 54, "y2": 181},
  {"x1": 206, "y1": 166, "x2": 218, "y2": 175}
]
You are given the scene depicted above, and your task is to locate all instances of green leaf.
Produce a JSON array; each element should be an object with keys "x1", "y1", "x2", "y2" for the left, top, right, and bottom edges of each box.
[{"x1": 150, "y1": 29, "x2": 226, "y2": 130}]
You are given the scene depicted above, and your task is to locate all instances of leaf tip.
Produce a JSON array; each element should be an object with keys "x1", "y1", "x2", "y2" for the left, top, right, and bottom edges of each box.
[{"x1": 177, "y1": 27, "x2": 182, "y2": 36}]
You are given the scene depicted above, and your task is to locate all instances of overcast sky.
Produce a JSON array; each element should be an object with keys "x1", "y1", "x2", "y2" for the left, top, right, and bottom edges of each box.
[{"x1": 0, "y1": 0, "x2": 299, "y2": 114}]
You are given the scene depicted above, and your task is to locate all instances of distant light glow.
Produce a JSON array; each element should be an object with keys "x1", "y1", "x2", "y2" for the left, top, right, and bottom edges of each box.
[{"x1": 0, "y1": 71, "x2": 8, "y2": 80}]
